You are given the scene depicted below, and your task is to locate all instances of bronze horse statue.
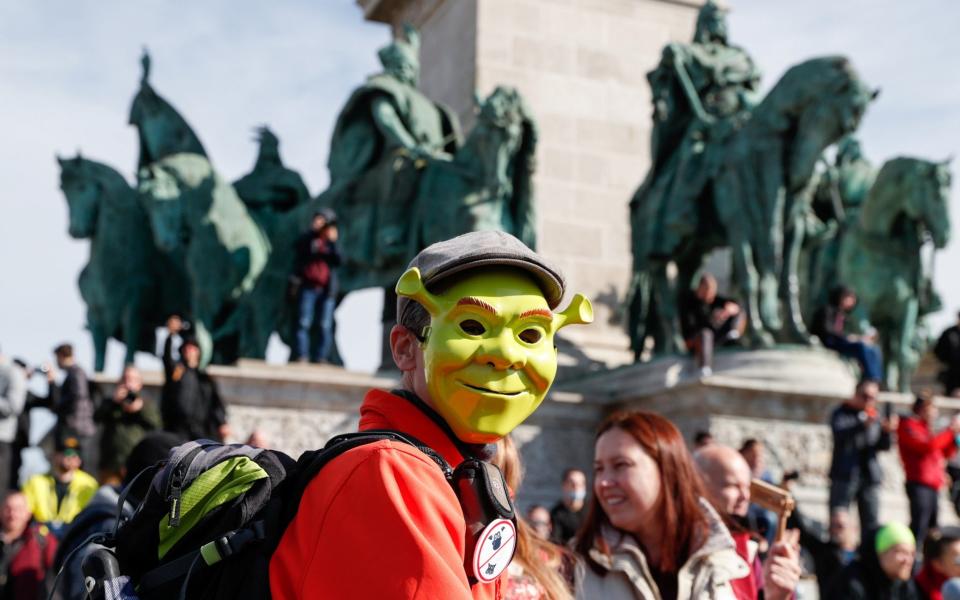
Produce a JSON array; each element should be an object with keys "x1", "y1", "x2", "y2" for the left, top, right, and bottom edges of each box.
[
  {"x1": 839, "y1": 157, "x2": 952, "y2": 391},
  {"x1": 629, "y1": 56, "x2": 877, "y2": 356},
  {"x1": 57, "y1": 155, "x2": 187, "y2": 371},
  {"x1": 138, "y1": 153, "x2": 270, "y2": 367}
]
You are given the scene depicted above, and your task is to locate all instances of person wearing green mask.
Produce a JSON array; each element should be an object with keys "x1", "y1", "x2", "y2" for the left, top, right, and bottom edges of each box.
[{"x1": 270, "y1": 230, "x2": 592, "y2": 600}]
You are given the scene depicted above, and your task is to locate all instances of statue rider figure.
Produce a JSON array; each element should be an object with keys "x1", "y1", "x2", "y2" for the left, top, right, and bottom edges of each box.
[
  {"x1": 807, "y1": 135, "x2": 877, "y2": 311},
  {"x1": 234, "y1": 126, "x2": 310, "y2": 228},
  {"x1": 129, "y1": 50, "x2": 207, "y2": 170},
  {"x1": 629, "y1": 0, "x2": 760, "y2": 355},
  {"x1": 327, "y1": 24, "x2": 461, "y2": 292}
]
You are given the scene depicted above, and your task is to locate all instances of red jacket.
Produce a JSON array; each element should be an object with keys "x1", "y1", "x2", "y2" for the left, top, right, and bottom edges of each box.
[
  {"x1": 916, "y1": 562, "x2": 948, "y2": 600},
  {"x1": 3, "y1": 522, "x2": 57, "y2": 600},
  {"x1": 897, "y1": 416, "x2": 957, "y2": 490},
  {"x1": 270, "y1": 389, "x2": 501, "y2": 599},
  {"x1": 730, "y1": 531, "x2": 761, "y2": 600}
]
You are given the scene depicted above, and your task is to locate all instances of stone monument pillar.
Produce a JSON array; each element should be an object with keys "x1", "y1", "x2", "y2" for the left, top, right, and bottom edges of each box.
[{"x1": 356, "y1": 0, "x2": 707, "y2": 367}]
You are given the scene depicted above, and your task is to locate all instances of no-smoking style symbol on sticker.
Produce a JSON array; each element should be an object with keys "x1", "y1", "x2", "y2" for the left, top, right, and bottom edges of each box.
[{"x1": 473, "y1": 518, "x2": 517, "y2": 583}]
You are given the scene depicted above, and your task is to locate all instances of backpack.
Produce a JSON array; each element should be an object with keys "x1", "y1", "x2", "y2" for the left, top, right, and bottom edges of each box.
[{"x1": 58, "y1": 430, "x2": 456, "y2": 600}]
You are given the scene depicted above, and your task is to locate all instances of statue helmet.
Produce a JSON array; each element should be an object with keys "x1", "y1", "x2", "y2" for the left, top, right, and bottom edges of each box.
[
  {"x1": 694, "y1": 0, "x2": 728, "y2": 44},
  {"x1": 377, "y1": 23, "x2": 420, "y2": 74}
]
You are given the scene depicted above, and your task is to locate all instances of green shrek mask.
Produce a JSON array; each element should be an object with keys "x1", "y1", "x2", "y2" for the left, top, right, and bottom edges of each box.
[{"x1": 396, "y1": 266, "x2": 593, "y2": 443}]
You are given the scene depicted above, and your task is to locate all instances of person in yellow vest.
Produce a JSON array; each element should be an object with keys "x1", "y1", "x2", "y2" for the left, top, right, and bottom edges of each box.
[{"x1": 22, "y1": 435, "x2": 97, "y2": 536}]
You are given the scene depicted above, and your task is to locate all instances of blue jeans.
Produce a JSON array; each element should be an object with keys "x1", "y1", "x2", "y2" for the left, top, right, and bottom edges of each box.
[
  {"x1": 823, "y1": 335, "x2": 883, "y2": 381},
  {"x1": 297, "y1": 286, "x2": 335, "y2": 362}
]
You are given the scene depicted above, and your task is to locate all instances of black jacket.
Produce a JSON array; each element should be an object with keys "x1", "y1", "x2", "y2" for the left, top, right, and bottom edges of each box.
[
  {"x1": 789, "y1": 509, "x2": 855, "y2": 600},
  {"x1": 935, "y1": 325, "x2": 960, "y2": 390},
  {"x1": 829, "y1": 403, "x2": 891, "y2": 483},
  {"x1": 822, "y1": 530, "x2": 920, "y2": 600},
  {"x1": 161, "y1": 337, "x2": 226, "y2": 441},
  {"x1": 44, "y1": 364, "x2": 96, "y2": 438}
]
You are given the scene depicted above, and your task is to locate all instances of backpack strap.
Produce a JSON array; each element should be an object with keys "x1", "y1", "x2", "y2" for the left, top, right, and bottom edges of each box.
[{"x1": 137, "y1": 521, "x2": 267, "y2": 595}]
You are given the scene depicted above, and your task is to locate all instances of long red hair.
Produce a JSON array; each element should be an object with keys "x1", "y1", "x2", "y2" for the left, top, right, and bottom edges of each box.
[{"x1": 573, "y1": 410, "x2": 709, "y2": 575}]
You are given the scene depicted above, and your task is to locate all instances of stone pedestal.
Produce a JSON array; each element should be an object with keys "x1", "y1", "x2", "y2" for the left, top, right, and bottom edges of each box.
[
  {"x1": 105, "y1": 348, "x2": 960, "y2": 528},
  {"x1": 561, "y1": 347, "x2": 960, "y2": 525},
  {"x1": 356, "y1": 0, "x2": 708, "y2": 370},
  {"x1": 104, "y1": 360, "x2": 604, "y2": 507}
]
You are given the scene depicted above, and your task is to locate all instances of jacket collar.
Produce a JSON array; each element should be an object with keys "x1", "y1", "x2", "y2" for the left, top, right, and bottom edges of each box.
[
  {"x1": 588, "y1": 499, "x2": 750, "y2": 584},
  {"x1": 359, "y1": 388, "x2": 475, "y2": 468}
]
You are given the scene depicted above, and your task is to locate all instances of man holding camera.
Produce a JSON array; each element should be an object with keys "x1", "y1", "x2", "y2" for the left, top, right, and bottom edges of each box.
[
  {"x1": 162, "y1": 316, "x2": 229, "y2": 442},
  {"x1": 293, "y1": 208, "x2": 340, "y2": 364},
  {"x1": 829, "y1": 380, "x2": 898, "y2": 538},
  {"x1": 95, "y1": 365, "x2": 160, "y2": 483}
]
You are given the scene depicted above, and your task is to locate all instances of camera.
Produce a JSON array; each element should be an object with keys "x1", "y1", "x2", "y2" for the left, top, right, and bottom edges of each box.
[{"x1": 123, "y1": 389, "x2": 140, "y2": 405}]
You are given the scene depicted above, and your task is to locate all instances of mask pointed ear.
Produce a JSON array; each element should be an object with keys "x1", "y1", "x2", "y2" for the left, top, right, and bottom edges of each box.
[
  {"x1": 396, "y1": 267, "x2": 442, "y2": 316},
  {"x1": 554, "y1": 294, "x2": 594, "y2": 330}
]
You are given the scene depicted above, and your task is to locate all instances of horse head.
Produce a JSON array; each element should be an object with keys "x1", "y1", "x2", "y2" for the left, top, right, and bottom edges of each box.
[
  {"x1": 139, "y1": 162, "x2": 187, "y2": 253},
  {"x1": 776, "y1": 57, "x2": 878, "y2": 191},
  {"x1": 904, "y1": 158, "x2": 952, "y2": 249},
  {"x1": 57, "y1": 154, "x2": 102, "y2": 239}
]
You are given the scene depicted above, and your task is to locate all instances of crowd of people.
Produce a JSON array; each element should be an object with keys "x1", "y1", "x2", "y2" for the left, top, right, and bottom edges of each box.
[
  {"x1": 1, "y1": 227, "x2": 960, "y2": 599},
  {"x1": 0, "y1": 320, "x2": 247, "y2": 598}
]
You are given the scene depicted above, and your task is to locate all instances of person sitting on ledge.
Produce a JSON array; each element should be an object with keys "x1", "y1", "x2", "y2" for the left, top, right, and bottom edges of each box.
[
  {"x1": 679, "y1": 273, "x2": 744, "y2": 376},
  {"x1": 811, "y1": 285, "x2": 883, "y2": 383}
]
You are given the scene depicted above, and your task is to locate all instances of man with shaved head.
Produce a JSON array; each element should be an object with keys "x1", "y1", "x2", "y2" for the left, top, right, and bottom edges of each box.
[
  {"x1": 679, "y1": 273, "x2": 744, "y2": 375},
  {"x1": 695, "y1": 444, "x2": 802, "y2": 600}
]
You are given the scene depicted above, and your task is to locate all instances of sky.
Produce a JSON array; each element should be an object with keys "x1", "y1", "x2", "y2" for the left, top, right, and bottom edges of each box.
[{"x1": 1, "y1": 0, "x2": 957, "y2": 377}]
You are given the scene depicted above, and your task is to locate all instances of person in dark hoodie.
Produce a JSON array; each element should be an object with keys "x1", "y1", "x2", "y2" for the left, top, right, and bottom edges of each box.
[
  {"x1": 161, "y1": 319, "x2": 229, "y2": 442},
  {"x1": 824, "y1": 522, "x2": 921, "y2": 600}
]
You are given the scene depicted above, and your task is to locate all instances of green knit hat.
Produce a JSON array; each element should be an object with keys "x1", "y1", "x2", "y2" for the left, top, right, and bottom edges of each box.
[{"x1": 876, "y1": 522, "x2": 915, "y2": 554}]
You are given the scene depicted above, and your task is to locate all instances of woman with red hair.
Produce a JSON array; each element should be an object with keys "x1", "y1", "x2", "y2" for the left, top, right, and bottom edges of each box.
[{"x1": 574, "y1": 410, "x2": 750, "y2": 599}]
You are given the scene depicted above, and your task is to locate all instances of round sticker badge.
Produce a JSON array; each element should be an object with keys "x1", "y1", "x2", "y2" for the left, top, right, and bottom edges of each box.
[{"x1": 473, "y1": 518, "x2": 517, "y2": 583}]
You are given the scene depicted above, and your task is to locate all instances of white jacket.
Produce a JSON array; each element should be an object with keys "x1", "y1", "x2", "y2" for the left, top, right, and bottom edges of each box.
[{"x1": 575, "y1": 500, "x2": 750, "y2": 600}]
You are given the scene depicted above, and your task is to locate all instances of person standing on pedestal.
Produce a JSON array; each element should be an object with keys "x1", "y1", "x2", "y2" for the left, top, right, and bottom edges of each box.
[
  {"x1": 828, "y1": 380, "x2": 897, "y2": 537},
  {"x1": 897, "y1": 395, "x2": 960, "y2": 550},
  {"x1": 161, "y1": 319, "x2": 229, "y2": 442},
  {"x1": 293, "y1": 208, "x2": 340, "y2": 364}
]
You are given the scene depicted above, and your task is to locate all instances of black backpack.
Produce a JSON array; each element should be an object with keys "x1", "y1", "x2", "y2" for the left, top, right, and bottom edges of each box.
[{"x1": 59, "y1": 430, "x2": 453, "y2": 600}]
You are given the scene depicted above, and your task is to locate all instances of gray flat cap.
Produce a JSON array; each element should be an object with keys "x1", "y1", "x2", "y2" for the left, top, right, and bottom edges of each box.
[{"x1": 397, "y1": 230, "x2": 565, "y2": 322}]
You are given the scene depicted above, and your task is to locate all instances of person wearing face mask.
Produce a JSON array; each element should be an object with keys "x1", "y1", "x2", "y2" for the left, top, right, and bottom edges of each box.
[
  {"x1": 824, "y1": 522, "x2": 921, "y2": 599},
  {"x1": 270, "y1": 231, "x2": 592, "y2": 599},
  {"x1": 575, "y1": 411, "x2": 766, "y2": 600},
  {"x1": 551, "y1": 469, "x2": 587, "y2": 545},
  {"x1": 916, "y1": 527, "x2": 960, "y2": 600}
]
